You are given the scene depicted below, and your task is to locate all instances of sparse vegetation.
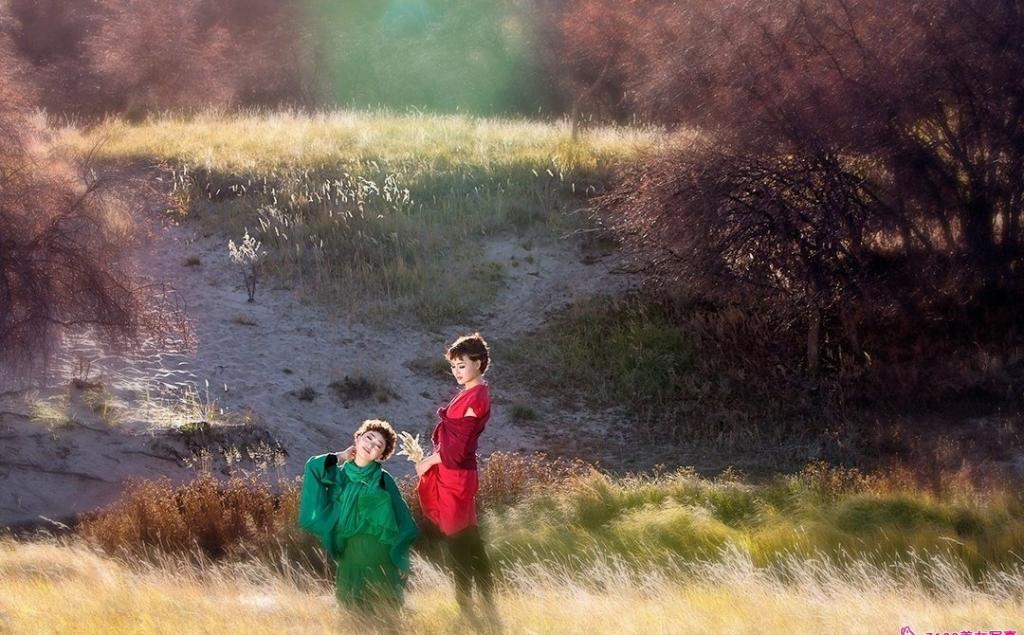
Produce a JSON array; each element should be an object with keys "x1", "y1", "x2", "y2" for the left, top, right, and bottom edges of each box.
[
  {"x1": 59, "y1": 111, "x2": 657, "y2": 325},
  {"x1": 405, "y1": 355, "x2": 453, "y2": 381},
  {"x1": 510, "y1": 403, "x2": 538, "y2": 421},
  {"x1": 328, "y1": 373, "x2": 398, "y2": 406},
  {"x1": 80, "y1": 386, "x2": 127, "y2": 428},
  {"x1": 28, "y1": 391, "x2": 79, "y2": 433},
  {"x1": 25, "y1": 381, "x2": 126, "y2": 433},
  {"x1": 231, "y1": 315, "x2": 258, "y2": 327},
  {"x1": 227, "y1": 230, "x2": 265, "y2": 303},
  {"x1": 142, "y1": 381, "x2": 226, "y2": 431},
  {"x1": 291, "y1": 386, "x2": 318, "y2": 402}
]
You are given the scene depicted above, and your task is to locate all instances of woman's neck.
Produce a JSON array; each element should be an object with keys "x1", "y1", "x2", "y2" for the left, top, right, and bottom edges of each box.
[
  {"x1": 353, "y1": 457, "x2": 374, "y2": 467},
  {"x1": 462, "y1": 377, "x2": 484, "y2": 389}
]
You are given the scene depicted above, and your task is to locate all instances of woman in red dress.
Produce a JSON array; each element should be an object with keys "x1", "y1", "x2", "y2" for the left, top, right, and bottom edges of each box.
[{"x1": 415, "y1": 332, "x2": 498, "y2": 626}]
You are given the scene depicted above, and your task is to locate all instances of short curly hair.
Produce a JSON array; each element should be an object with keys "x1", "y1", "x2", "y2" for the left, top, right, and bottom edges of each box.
[
  {"x1": 353, "y1": 418, "x2": 397, "y2": 460},
  {"x1": 446, "y1": 332, "x2": 490, "y2": 373}
]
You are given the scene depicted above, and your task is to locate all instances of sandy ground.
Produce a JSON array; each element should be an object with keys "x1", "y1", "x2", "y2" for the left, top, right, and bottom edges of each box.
[{"x1": 0, "y1": 204, "x2": 638, "y2": 528}]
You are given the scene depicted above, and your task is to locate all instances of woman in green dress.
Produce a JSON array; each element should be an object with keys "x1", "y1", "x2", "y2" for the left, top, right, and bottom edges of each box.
[{"x1": 298, "y1": 419, "x2": 419, "y2": 610}]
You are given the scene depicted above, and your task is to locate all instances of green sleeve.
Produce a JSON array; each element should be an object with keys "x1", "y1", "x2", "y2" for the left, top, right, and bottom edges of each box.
[
  {"x1": 383, "y1": 472, "x2": 419, "y2": 573},
  {"x1": 297, "y1": 454, "x2": 345, "y2": 559}
]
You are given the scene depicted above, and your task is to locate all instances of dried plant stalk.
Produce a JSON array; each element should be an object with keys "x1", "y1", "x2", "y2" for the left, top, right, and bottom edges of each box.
[{"x1": 396, "y1": 431, "x2": 424, "y2": 463}]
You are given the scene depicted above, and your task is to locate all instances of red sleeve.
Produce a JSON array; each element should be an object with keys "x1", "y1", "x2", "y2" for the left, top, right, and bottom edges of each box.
[{"x1": 468, "y1": 388, "x2": 490, "y2": 419}]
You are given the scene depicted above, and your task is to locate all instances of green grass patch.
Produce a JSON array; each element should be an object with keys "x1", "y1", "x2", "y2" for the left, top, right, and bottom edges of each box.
[
  {"x1": 510, "y1": 402, "x2": 538, "y2": 421},
  {"x1": 502, "y1": 295, "x2": 697, "y2": 409},
  {"x1": 482, "y1": 464, "x2": 1024, "y2": 580}
]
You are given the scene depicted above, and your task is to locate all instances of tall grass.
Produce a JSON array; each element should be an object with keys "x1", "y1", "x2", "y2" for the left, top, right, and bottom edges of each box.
[
  {"x1": 56, "y1": 110, "x2": 660, "y2": 326},
  {"x1": 75, "y1": 453, "x2": 1024, "y2": 585},
  {"x1": 484, "y1": 462, "x2": 1024, "y2": 581},
  {"x1": 6, "y1": 454, "x2": 1020, "y2": 632},
  {"x1": 76, "y1": 452, "x2": 588, "y2": 572},
  {"x1": 2, "y1": 537, "x2": 1022, "y2": 635}
]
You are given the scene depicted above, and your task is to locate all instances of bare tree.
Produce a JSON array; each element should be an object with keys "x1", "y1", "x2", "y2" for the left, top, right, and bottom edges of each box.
[{"x1": 0, "y1": 43, "x2": 180, "y2": 381}]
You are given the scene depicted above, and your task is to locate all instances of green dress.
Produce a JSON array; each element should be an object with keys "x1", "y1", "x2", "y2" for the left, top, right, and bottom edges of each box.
[{"x1": 297, "y1": 454, "x2": 419, "y2": 608}]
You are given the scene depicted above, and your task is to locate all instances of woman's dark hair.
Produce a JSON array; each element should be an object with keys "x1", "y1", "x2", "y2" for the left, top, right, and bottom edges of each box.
[
  {"x1": 353, "y1": 418, "x2": 397, "y2": 460},
  {"x1": 446, "y1": 332, "x2": 490, "y2": 373}
]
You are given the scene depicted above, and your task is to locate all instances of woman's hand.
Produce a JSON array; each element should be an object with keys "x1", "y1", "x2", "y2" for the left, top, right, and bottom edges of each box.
[
  {"x1": 415, "y1": 452, "x2": 441, "y2": 477},
  {"x1": 336, "y1": 445, "x2": 355, "y2": 462}
]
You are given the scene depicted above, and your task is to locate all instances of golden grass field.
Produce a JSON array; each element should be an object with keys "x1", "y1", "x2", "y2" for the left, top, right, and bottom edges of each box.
[
  {"x1": 58, "y1": 109, "x2": 660, "y2": 172},
  {"x1": 2, "y1": 536, "x2": 1023, "y2": 635}
]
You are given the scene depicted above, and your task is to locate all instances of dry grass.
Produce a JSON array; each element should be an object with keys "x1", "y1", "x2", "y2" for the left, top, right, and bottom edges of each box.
[
  {"x1": 327, "y1": 370, "x2": 399, "y2": 406},
  {"x1": 475, "y1": 451, "x2": 593, "y2": 508},
  {"x1": 56, "y1": 109, "x2": 659, "y2": 173},
  {"x1": 26, "y1": 381, "x2": 129, "y2": 434},
  {"x1": 139, "y1": 381, "x2": 236, "y2": 432},
  {"x1": 77, "y1": 472, "x2": 303, "y2": 561},
  {"x1": 26, "y1": 391, "x2": 80, "y2": 433},
  {"x1": 483, "y1": 460, "x2": 1024, "y2": 583},
  {"x1": 1, "y1": 536, "x2": 1022, "y2": 635},
  {"x1": 397, "y1": 451, "x2": 594, "y2": 527}
]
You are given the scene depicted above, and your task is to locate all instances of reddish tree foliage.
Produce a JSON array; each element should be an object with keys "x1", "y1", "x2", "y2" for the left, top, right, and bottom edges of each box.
[
  {"x1": 86, "y1": 0, "x2": 237, "y2": 116},
  {"x1": 2, "y1": 0, "x2": 106, "y2": 115},
  {"x1": 535, "y1": 0, "x2": 636, "y2": 125},
  {"x1": 2, "y1": 0, "x2": 315, "y2": 117},
  {"x1": 199, "y1": 0, "x2": 316, "y2": 108},
  {"x1": 0, "y1": 41, "x2": 180, "y2": 381},
  {"x1": 88, "y1": 0, "x2": 315, "y2": 117}
]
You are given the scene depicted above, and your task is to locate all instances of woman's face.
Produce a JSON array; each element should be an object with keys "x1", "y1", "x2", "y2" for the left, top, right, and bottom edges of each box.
[
  {"x1": 354, "y1": 430, "x2": 386, "y2": 463},
  {"x1": 449, "y1": 354, "x2": 482, "y2": 386}
]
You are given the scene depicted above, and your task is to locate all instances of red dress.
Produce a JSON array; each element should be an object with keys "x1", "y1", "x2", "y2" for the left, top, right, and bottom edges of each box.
[{"x1": 417, "y1": 383, "x2": 490, "y2": 536}]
